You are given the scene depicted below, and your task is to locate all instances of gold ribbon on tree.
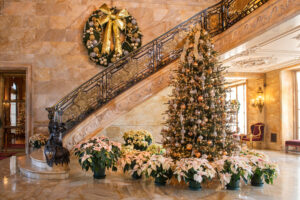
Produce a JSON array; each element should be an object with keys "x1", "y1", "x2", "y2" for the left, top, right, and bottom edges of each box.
[{"x1": 96, "y1": 4, "x2": 129, "y2": 55}]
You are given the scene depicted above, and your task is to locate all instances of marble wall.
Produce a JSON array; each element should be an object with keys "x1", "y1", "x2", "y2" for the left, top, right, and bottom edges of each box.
[
  {"x1": 99, "y1": 87, "x2": 171, "y2": 143},
  {"x1": 246, "y1": 78, "x2": 265, "y2": 149},
  {"x1": 0, "y1": 0, "x2": 218, "y2": 136},
  {"x1": 264, "y1": 70, "x2": 282, "y2": 150}
]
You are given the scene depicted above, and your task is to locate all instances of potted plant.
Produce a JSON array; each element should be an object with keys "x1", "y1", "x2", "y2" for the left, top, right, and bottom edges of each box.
[
  {"x1": 29, "y1": 133, "x2": 49, "y2": 150},
  {"x1": 215, "y1": 156, "x2": 252, "y2": 190},
  {"x1": 143, "y1": 155, "x2": 174, "y2": 185},
  {"x1": 119, "y1": 150, "x2": 151, "y2": 179},
  {"x1": 174, "y1": 158, "x2": 216, "y2": 190},
  {"x1": 146, "y1": 144, "x2": 166, "y2": 155},
  {"x1": 74, "y1": 136, "x2": 121, "y2": 179},
  {"x1": 241, "y1": 151, "x2": 279, "y2": 186},
  {"x1": 123, "y1": 130, "x2": 153, "y2": 150}
]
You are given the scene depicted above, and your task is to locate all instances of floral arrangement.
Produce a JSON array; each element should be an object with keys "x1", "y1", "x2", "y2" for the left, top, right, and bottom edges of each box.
[
  {"x1": 119, "y1": 150, "x2": 151, "y2": 179},
  {"x1": 146, "y1": 144, "x2": 165, "y2": 155},
  {"x1": 83, "y1": 3, "x2": 142, "y2": 67},
  {"x1": 74, "y1": 136, "x2": 121, "y2": 178},
  {"x1": 143, "y1": 155, "x2": 174, "y2": 185},
  {"x1": 215, "y1": 156, "x2": 252, "y2": 189},
  {"x1": 29, "y1": 134, "x2": 49, "y2": 149},
  {"x1": 123, "y1": 130, "x2": 153, "y2": 150},
  {"x1": 241, "y1": 150, "x2": 279, "y2": 185},
  {"x1": 174, "y1": 158, "x2": 216, "y2": 189}
]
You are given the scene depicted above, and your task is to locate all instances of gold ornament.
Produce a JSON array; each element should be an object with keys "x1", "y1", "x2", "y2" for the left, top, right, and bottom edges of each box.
[
  {"x1": 181, "y1": 104, "x2": 186, "y2": 109},
  {"x1": 186, "y1": 144, "x2": 193, "y2": 150},
  {"x1": 207, "y1": 140, "x2": 212, "y2": 145},
  {"x1": 223, "y1": 151, "x2": 228, "y2": 156},
  {"x1": 198, "y1": 96, "x2": 203, "y2": 101},
  {"x1": 195, "y1": 152, "x2": 201, "y2": 158},
  {"x1": 95, "y1": 4, "x2": 129, "y2": 55},
  {"x1": 89, "y1": 35, "x2": 95, "y2": 40},
  {"x1": 207, "y1": 68, "x2": 212, "y2": 74}
]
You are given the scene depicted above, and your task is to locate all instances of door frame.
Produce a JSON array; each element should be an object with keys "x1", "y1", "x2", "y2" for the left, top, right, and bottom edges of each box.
[{"x1": 0, "y1": 62, "x2": 32, "y2": 154}]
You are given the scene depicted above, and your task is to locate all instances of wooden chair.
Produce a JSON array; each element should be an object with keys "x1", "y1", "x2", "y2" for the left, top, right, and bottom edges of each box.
[{"x1": 241, "y1": 123, "x2": 264, "y2": 149}]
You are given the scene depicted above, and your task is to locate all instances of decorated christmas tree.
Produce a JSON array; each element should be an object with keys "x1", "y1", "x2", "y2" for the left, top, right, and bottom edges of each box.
[{"x1": 161, "y1": 28, "x2": 238, "y2": 161}]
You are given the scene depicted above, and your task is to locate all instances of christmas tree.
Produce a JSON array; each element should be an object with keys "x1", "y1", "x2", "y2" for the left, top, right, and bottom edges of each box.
[{"x1": 161, "y1": 28, "x2": 238, "y2": 161}]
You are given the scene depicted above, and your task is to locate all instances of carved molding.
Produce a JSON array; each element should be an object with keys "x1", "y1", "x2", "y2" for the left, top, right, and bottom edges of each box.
[{"x1": 233, "y1": 56, "x2": 277, "y2": 68}]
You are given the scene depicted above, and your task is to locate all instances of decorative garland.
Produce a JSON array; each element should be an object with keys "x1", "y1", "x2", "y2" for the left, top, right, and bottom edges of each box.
[{"x1": 83, "y1": 4, "x2": 143, "y2": 67}]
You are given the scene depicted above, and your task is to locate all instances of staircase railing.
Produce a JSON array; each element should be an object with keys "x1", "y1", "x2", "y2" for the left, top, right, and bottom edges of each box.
[{"x1": 46, "y1": 0, "x2": 268, "y2": 136}]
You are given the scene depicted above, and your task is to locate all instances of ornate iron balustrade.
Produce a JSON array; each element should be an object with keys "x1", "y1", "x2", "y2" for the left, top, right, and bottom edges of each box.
[{"x1": 46, "y1": 0, "x2": 268, "y2": 136}]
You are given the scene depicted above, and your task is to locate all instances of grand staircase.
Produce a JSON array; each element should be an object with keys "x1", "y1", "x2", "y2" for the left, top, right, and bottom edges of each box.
[{"x1": 44, "y1": 0, "x2": 292, "y2": 150}]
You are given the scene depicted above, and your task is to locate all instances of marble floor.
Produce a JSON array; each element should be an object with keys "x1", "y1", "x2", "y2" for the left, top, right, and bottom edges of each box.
[{"x1": 0, "y1": 150, "x2": 299, "y2": 200}]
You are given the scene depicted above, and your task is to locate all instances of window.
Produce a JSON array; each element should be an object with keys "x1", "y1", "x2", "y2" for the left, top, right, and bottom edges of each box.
[
  {"x1": 295, "y1": 72, "x2": 300, "y2": 139},
  {"x1": 226, "y1": 83, "x2": 247, "y2": 135}
]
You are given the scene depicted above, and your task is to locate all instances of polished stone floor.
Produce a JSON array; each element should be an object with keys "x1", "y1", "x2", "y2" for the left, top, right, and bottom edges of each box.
[{"x1": 0, "y1": 150, "x2": 299, "y2": 200}]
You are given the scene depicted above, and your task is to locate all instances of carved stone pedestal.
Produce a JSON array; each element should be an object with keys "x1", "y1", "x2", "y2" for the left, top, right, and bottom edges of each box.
[{"x1": 18, "y1": 149, "x2": 69, "y2": 180}]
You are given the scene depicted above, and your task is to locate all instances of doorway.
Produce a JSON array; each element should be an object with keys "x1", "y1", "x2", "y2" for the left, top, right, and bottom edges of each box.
[{"x1": 0, "y1": 71, "x2": 26, "y2": 152}]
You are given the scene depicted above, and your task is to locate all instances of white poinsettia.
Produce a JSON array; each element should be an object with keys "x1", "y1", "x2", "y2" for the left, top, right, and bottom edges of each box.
[
  {"x1": 119, "y1": 150, "x2": 151, "y2": 176},
  {"x1": 74, "y1": 136, "x2": 121, "y2": 173},
  {"x1": 214, "y1": 156, "x2": 252, "y2": 186},
  {"x1": 143, "y1": 155, "x2": 174, "y2": 179},
  {"x1": 240, "y1": 150, "x2": 279, "y2": 184},
  {"x1": 174, "y1": 158, "x2": 216, "y2": 184}
]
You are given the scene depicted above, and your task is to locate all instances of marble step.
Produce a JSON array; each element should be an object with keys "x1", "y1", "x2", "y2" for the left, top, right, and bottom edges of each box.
[
  {"x1": 18, "y1": 155, "x2": 69, "y2": 180},
  {"x1": 30, "y1": 149, "x2": 51, "y2": 169}
]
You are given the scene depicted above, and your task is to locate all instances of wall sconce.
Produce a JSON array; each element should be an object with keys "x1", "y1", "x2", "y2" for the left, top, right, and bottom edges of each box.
[{"x1": 251, "y1": 87, "x2": 264, "y2": 113}]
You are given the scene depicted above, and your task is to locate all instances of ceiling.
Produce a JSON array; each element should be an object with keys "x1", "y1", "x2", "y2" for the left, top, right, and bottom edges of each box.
[{"x1": 219, "y1": 15, "x2": 300, "y2": 73}]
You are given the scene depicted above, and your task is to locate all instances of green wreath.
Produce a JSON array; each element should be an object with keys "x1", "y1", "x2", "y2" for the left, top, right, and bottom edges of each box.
[{"x1": 83, "y1": 4, "x2": 143, "y2": 67}]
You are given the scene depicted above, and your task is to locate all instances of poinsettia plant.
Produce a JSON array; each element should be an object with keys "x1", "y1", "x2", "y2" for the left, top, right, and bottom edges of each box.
[
  {"x1": 241, "y1": 150, "x2": 279, "y2": 184},
  {"x1": 143, "y1": 155, "x2": 174, "y2": 184},
  {"x1": 74, "y1": 136, "x2": 121, "y2": 172},
  {"x1": 214, "y1": 156, "x2": 252, "y2": 188},
  {"x1": 146, "y1": 144, "x2": 166, "y2": 155},
  {"x1": 29, "y1": 133, "x2": 49, "y2": 149},
  {"x1": 123, "y1": 130, "x2": 153, "y2": 150},
  {"x1": 174, "y1": 158, "x2": 216, "y2": 185},
  {"x1": 119, "y1": 150, "x2": 151, "y2": 178}
]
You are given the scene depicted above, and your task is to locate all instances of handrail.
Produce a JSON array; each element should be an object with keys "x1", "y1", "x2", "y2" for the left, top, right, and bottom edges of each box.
[{"x1": 46, "y1": 0, "x2": 268, "y2": 135}]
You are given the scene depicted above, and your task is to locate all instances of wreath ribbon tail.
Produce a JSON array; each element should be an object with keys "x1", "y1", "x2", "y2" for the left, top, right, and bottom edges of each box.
[
  {"x1": 101, "y1": 20, "x2": 113, "y2": 54},
  {"x1": 113, "y1": 20, "x2": 123, "y2": 55}
]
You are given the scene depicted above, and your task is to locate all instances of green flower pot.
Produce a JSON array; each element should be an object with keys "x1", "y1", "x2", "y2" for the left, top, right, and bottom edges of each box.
[
  {"x1": 155, "y1": 176, "x2": 167, "y2": 186},
  {"x1": 251, "y1": 174, "x2": 264, "y2": 187},
  {"x1": 226, "y1": 178, "x2": 240, "y2": 190},
  {"x1": 188, "y1": 180, "x2": 202, "y2": 190},
  {"x1": 132, "y1": 171, "x2": 142, "y2": 179},
  {"x1": 93, "y1": 166, "x2": 106, "y2": 179}
]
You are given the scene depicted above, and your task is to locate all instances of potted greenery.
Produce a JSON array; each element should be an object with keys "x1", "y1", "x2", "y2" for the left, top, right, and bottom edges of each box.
[
  {"x1": 123, "y1": 130, "x2": 153, "y2": 150},
  {"x1": 74, "y1": 136, "x2": 121, "y2": 179},
  {"x1": 29, "y1": 133, "x2": 49, "y2": 150},
  {"x1": 241, "y1": 150, "x2": 279, "y2": 186},
  {"x1": 119, "y1": 150, "x2": 151, "y2": 179},
  {"x1": 174, "y1": 158, "x2": 216, "y2": 190},
  {"x1": 215, "y1": 156, "x2": 252, "y2": 190},
  {"x1": 143, "y1": 155, "x2": 174, "y2": 185}
]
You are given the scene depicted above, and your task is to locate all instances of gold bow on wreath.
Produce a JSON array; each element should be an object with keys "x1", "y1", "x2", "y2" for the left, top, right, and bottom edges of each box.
[{"x1": 96, "y1": 4, "x2": 129, "y2": 55}]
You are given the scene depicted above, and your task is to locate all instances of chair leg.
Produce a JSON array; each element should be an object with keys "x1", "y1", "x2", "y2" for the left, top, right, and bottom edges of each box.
[{"x1": 285, "y1": 145, "x2": 288, "y2": 153}]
